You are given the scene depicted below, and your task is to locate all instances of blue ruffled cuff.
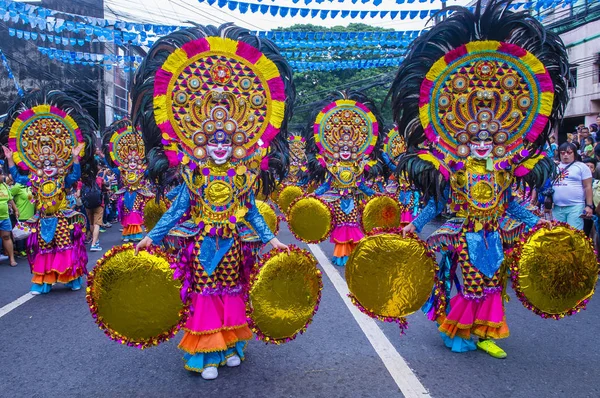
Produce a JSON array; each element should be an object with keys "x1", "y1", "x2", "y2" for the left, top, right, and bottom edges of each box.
[
  {"x1": 147, "y1": 184, "x2": 190, "y2": 244},
  {"x1": 244, "y1": 191, "x2": 275, "y2": 244}
]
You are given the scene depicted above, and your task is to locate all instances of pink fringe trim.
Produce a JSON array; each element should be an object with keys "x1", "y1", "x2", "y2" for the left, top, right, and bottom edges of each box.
[
  {"x1": 419, "y1": 80, "x2": 434, "y2": 107},
  {"x1": 267, "y1": 77, "x2": 286, "y2": 101},
  {"x1": 153, "y1": 69, "x2": 172, "y2": 96},
  {"x1": 444, "y1": 45, "x2": 467, "y2": 64},
  {"x1": 235, "y1": 41, "x2": 262, "y2": 64},
  {"x1": 182, "y1": 38, "x2": 210, "y2": 58}
]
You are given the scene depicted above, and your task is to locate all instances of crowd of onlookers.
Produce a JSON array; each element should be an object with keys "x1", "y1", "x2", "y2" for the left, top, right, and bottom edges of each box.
[
  {"x1": 537, "y1": 114, "x2": 600, "y2": 244},
  {"x1": 0, "y1": 148, "x2": 122, "y2": 266}
]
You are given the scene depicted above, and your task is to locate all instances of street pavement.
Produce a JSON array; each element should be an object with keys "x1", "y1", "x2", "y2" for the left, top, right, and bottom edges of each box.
[{"x1": 0, "y1": 220, "x2": 599, "y2": 398}]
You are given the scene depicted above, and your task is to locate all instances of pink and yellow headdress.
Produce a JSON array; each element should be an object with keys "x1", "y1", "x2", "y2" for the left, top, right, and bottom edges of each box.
[
  {"x1": 313, "y1": 99, "x2": 379, "y2": 163},
  {"x1": 9, "y1": 104, "x2": 85, "y2": 175},
  {"x1": 419, "y1": 40, "x2": 554, "y2": 166},
  {"x1": 153, "y1": 36, "x2": 286, "y2": 169}
]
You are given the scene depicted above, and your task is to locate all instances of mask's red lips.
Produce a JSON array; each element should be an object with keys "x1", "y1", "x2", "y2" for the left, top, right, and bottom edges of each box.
[{"x1": 214, "y1": 150, "x2": 228, "y2": 157}]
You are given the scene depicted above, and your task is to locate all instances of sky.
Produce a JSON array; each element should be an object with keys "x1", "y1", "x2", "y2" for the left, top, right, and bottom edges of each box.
[{"x1": 104, "y1": 0, "x2": 472, "y2": 31}]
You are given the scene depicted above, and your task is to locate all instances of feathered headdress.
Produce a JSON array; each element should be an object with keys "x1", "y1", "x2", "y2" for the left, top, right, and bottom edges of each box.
[
  {"x1": 303, "y1": 90, "x2": 384, "y2": 185},
  {"x1": 1, "y1": 87, "x2": 97, "y2": 179},
  {"x1": 131, "y1": 23, "x2": 295, "y2": 196},
  {"x1": 102, "y1": 118, "x2": 147, "y2": 185},
  {"x1": 389, "y1": 0, "x2": 568, "y2": 200}
]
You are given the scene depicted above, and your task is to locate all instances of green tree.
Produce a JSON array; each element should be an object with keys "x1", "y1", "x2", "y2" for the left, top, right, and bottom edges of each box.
[{"x1": 274, "y1": 24, "x2": 402, "y2": 130}]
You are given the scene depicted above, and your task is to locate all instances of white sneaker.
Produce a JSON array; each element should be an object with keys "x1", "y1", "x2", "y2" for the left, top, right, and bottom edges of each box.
[
  {"x1": 201, "y1": 367, "x2": 218, "y2": 380},
  {"x1": 226, "y1": 355, "x2": 241, "y2": 367},
  {"x1": 0, "y1": 254, "x2": 9, "y2": 262},
  {"x1": 30, "y1": 290, "x2": 41, "y2": 296}
]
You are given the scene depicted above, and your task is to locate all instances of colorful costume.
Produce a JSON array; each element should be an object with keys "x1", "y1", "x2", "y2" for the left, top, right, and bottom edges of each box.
[
  {"x1": 287, "y1": 134, "x2": 310, "y2": 187},
  {"x1": 131, "y1": 25, "x2": 294, "y2": 377},
  {"x1": 305, "y1": 92, "x2": 383, "y2": 266},
  {"x1": 3, "y1": 88, "x2": 96, "y2": 294},
  {"x1": 381, "y1": 126, "x2": 420, "y2": 224},
  {"x1": 389, "y1": 0, "x2": 568, "y2": 356},
  {"x1": 103, "y1": 119, "x2": 154, "y2": 242}
]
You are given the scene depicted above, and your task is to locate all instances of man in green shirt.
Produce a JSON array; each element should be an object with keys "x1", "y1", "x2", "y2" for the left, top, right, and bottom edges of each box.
[{"x1": 9, "y1": 179, "x2": 34, "y2": 257}]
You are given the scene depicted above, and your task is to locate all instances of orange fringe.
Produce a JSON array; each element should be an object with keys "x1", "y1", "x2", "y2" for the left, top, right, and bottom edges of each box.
[
  {"x1": 178, "y1": 326, "x2": 253, "y2": 354},
  {"x1": 437, "y1": 314, "x2": 510, "y2": 340},
  {"x1": 32, "y1": 269, "x2": 85, "y2": 285},
  {"x1": 124, "y1": 224, "x2": 143, "y2": 235},
  {"x1": 333, "y1": 242, "x2": 357, "y2": 258}
]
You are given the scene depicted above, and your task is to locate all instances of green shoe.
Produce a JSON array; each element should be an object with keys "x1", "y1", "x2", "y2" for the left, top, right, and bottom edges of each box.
[{"x1": 477, "y1": 339, "x2": 507, "y2": 359}]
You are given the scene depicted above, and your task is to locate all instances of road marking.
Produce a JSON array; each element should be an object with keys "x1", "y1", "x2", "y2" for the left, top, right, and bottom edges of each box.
[
  {"x1": 308, "y1": 244, "x2": 430, "y2": 398},
  {"x1": 0, "y1": 293, "x2": 35, "y2": 319}
]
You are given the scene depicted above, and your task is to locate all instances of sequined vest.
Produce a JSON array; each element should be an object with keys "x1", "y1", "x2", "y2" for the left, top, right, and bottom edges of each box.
[
  {"x1": 182, "y1": 163, "x2": 256, "y2": 237},
  {"x1": 30, "y1": 174, "x2": 68, "y2": 216},
  {"x1": 449, "y1": 158, "x2": 513, "y2": 226}
]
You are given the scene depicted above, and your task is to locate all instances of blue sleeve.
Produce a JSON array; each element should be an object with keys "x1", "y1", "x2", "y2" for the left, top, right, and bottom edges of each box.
[
  {"x1": 506, "y1": 194, "x2": 539, "y2": 229},
  {"x1": 382, "y1": 152, "x2": 397, "y2": 172},
  {"x1": 65, "y1": 163, "x2": 81, "y2": 188},
  {"x1": 112, "y1": 167, "x2": 120, "y2": 178},
  {"x1": 358, "y1": 180, "x2": 375, "y2": 196},
  {"x1": 9, "y1": 165, "x2": 29, "y2": 185},
  {"x1": 147, "y1": 184, "x2": 190, "y2": 244},
  {"x1": 314, "y1": 178, "x2": 331, "y2": 195},
  {"x1": 244, "y1": 191, "x2": 275, "y2": 244},
  {"x1": 166, "y1": 185, "x2": 181, "y2": 201},
  {"x1": 412, "y1": 187, "x2": 448, "y2": 233}
]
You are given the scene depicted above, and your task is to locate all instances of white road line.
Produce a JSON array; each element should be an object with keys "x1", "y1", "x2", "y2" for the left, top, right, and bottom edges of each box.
[
  {"x1": 0, "y1": 293, "x2": 35, "y2": 319},
  {"x1": 308, "y1": 243, "x2": 430, "y2": 398}
]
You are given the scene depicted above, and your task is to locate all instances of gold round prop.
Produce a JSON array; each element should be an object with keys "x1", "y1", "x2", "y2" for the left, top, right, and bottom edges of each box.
[
  {"x1": 287, "y1": 196, "x2": 332, "y2": 243},
  {"x1": 346, "y1": 232, "x2": 436, "y2": 325},
  {"x1": 255, "y1": 200, "x2": 280, "y2": 235},
  {"x1": 144, "y1": 199, "x2": 168, "y2": 232},
  {"x1": 361, "y1": 195, "x2": 401, "y2": 233},
  {"x1": 510, "y1": 224, "x2": 599, "y2": 319},
  {"x1": 86, "y1": 244, "x2": 185, "y2": 348},
  {"x1": 277, "y1": 185, "x2": 304, "y2": 215},
  {"x1": 247, "y1": 246, "x2": 322, "y2": 344}
]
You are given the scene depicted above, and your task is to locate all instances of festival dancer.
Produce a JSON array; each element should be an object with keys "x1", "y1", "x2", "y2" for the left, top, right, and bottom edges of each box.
[
  {"x1": 103, "y1": 119, "x2": 154, "y2": 242},
  {"x1": 132, "y1": 24, "x2": 294, "y2": 379},
  {"x1": 381, "y1": 126, "x2": 420, "y2": 224},
  {"x1": 1, "y1": 88, "x2": 96, "y2": 294},
  {"x1": 304, "y1": 91, "x2": 384, "y2": 266},
  {"x1": 390, "y1": 0, "x2": 567, "y2": 358}
]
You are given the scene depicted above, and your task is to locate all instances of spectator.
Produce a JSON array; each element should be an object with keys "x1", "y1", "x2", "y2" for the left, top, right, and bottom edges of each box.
[
  {"x1": 582, "y1": 158, "x2": 599, "y2": 237},
  {"x1": 9, "y1": 176, "x2": 35, "y2": 258},
  {"x1": 546, "y1": 135, "x2": 558, "y2": 159},
  {"x1": 579, "y1": 127, "x2": 593, "y2": 152},
  {"x1": 583, "y1": 136, "x2": 595, "y2": 158},
  {"x1": 81, "y1": 173, "x2": 104, "y2": 252},
  {"x1": 0, "y1": 170, "x2": 18, "y2": 266},
  {"x1": 550, "y1": 142, "x2": 593, "y2": 230}
]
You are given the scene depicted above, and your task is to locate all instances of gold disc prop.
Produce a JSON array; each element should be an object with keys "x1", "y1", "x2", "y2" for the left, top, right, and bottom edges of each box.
[
  {"x1": 287, "y1": 195, "x2": 332, "y2": 243},
  {"x1": 144, "y1": 198, "x2": 168, "y2": 232},
  {"x1": 361, "y1": 194, "x2": 401, "y2": 233},
  {"x1": 509, "y1": 224, "x2": 599, "y2": 319},
  {"x1": 247, "y1": 246, "x2": 322, "y2": 344},
  {"x1": 346, "y1": 232, "x2": 436, "y2": 330},
  {"x1": 277, "y1": 185, "x2": 304, "y2": 215},
  {"x1": 252, "y1": 200, "x2": 280, "y2": 235},
  {"x1": 86, "y1": 244, "x2": 186, "y2": 348}
]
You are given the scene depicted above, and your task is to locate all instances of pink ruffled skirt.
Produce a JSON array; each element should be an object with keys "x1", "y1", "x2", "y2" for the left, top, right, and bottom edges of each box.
[{"x1": 438, "y1": 290, "x2": 509, "y2": 340}]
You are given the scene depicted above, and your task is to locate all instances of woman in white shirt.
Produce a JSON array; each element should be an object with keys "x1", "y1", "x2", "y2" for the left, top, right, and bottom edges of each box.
[{"x1": 551, "y1": 142, "x2": 593, "y2": 230}]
